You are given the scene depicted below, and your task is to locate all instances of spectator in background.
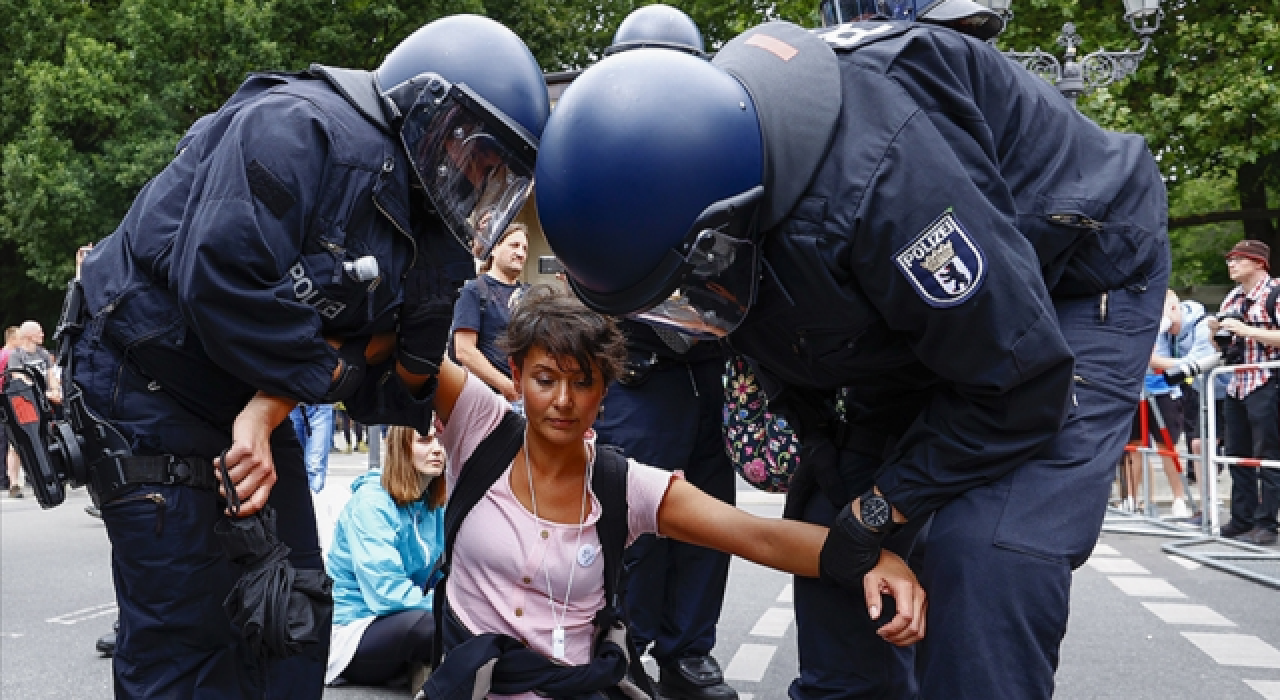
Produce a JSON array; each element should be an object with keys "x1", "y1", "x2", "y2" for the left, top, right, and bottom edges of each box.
[
  {"x1": 1152, "y1": 291, "x2": 1227, "y2": 501},
  {"x1": 1124, "y1": 290, "x2": 1193, "y2": 517},
  {"x1": 7, "y1": 321, "x2": 57, "y2": 499},
  {"x1": 325, "y1": 422, "x2": 446, "y2": 690},
  {"x1": 1208, "y1": 240, "x2": 1280, "y2": 546},
  {"x1": 1, "y1": 326, "x2": 18, "y2": 494},
  {"x1": 333, "y1": 402, "x2": 366, "y2": 454},
  {"x1": 289, "y1": 403, "x2": 336, "y2": 493},
  {"x1": 451, "y1": 223, "x2": 529, "y2": 402}
]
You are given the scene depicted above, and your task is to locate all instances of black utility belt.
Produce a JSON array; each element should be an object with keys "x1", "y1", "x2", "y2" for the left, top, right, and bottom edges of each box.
[{"x1": 95, "y1": 454, "x2": 218, "y2": 504}]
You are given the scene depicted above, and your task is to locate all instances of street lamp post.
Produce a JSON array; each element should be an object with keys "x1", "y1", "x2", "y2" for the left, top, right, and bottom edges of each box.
[{"x1": 978, "y1": 0, "x2": 1164, "y2": 104}]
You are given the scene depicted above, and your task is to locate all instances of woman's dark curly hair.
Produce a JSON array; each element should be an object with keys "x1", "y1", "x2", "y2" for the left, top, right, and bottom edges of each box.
[{"x1": 499, "y1": 285, "x2": 628, "y2": 388}]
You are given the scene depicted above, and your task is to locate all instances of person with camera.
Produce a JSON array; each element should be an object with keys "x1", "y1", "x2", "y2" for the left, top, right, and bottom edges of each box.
[
  {"x1": 58, "y1": 15, "x2": 550, "y2": 698},
  {"x1": 1207, "y1": 240, "x2": 1280, "y2": 546},
  {"x1": 451, "y1": 222, "x2": 530, "y2": 403}
]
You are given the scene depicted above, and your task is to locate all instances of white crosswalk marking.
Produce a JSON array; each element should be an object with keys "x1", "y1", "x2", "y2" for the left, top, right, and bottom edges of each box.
[
  {"x1": 1092, "y1": 543, "x2": 1122, "y2": 557},
  {"x1": 777, "y1": 583, "x2": 793, "y2": 603},
  {"x1": 1245, "y1": 679, "x2": 1280, "y2": 699},
  {"x1": 1141, "y1": 603, "x2": 1236, "y2": 627},
  {"x1": 1182, "y1": 633, "x2": 1280, "y2": 668},
  {"x1": 724, "y1": 644, "x2": 777, "y2": 682},
  {"x1": 1107, "y1": 576, "x2": 1186, "y2": 598},
  {"x1": 1087, "y1": 557, "x2": 1150, "y2": 574},
  {"x1": 45, "y1": 602, "x2": 118, "y2": 626},
  {"x1": 1167, "y1": 554, "x2": 1202, "y2": 570},
  {"x1": 750, "y1": 608, "x2": 794, "y2": 638}
]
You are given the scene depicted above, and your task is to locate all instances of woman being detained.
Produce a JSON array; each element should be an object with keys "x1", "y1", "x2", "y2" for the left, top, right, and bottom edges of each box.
[{"x1": 423, "y1": 286, "x2": 924, "y2": 699}]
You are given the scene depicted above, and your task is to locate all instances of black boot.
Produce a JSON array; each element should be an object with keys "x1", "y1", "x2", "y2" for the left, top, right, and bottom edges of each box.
[
  {"x1": 658, "y1": 655, "x2": 738, "y2": 700},
  {"x1": 96, "y1": 619, "x2": 118, "y2": 657}
]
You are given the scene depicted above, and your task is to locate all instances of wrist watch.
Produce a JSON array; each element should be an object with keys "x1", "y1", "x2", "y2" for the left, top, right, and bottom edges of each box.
[{"x1": 858, "y1": 488, "x2": 898, "y2": 535}]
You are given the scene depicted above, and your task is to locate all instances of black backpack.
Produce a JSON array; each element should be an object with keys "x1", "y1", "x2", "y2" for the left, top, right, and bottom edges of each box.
[{"x1": 430, "y1": 411, "x2": 655, "y2": 697}]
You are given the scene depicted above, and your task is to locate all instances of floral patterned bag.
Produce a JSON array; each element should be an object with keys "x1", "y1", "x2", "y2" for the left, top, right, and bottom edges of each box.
[{"x1": 722, "y1": 356, "x2": 801, "y2": 493}]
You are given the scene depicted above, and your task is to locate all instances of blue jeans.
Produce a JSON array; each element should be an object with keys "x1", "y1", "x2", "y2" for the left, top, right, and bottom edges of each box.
[{"x1": 290, "y1": 404, "x2": 335, "y2": 493}]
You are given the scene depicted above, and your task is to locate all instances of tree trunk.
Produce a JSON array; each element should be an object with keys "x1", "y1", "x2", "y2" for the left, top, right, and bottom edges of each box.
[{"x1": 1237, "y1": 161, "x2": 1278, "y2": 266}]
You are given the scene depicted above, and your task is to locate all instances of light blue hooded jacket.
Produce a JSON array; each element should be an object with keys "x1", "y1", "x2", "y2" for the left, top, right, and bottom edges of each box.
[{"x1": 326, "y1": 469, "x2": 445, "y2": 626}]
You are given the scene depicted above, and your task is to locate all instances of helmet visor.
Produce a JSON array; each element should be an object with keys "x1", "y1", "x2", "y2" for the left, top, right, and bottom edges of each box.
[
  {"x1": 820, "y1": 0, "x2": 916, "y2": 25},
  {"x1": 629, "y1": 229, "x2": 758, "y2": 340},
  {"x1": 401, "y1": 83, "x2": 537, "y2": 259}
]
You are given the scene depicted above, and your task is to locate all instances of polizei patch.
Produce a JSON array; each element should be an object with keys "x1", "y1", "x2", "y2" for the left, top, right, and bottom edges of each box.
[{"x1": 893, "y1": 210, "x2": 986, "y2": 308}]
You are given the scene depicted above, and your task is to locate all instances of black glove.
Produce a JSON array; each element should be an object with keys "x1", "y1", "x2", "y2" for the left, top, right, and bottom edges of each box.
[
  {"x1": 397, "y1": 264, "x2": 462, "y2": 376},
  {"x1": 819, "y1": 501, "x2": 886, "y2": 591},
  {"x1": 322, "y1": 337, "x2": 369, "y2": 402}
]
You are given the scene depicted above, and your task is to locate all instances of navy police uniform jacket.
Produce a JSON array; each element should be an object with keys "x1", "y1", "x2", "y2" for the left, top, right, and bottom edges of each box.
[
  {"x1": 74, "y1": 70, "x2": 471, "y2": 459},
  {"x1": 727, "y1": 22, "x2": 1167, "y2": 520}
]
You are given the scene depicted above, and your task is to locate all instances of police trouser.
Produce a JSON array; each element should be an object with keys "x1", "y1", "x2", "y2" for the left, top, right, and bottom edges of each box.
[
  {"x1": 789, "y1": 281, "x2": 1167, "y2": 700},
  {"x1": 595, "y1": 357, "x2": 735, "y2": 663},
  {"x1": 74, "y1": 341, "x2": 327, "y2": 698},
  {"x1": 101, "y1": 427, "x2": 327, "y2": 699}
]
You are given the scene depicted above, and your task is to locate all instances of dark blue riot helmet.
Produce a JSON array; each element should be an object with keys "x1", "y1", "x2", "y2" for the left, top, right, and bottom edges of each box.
[
  {"x1": 536, "y1": 48, "x2": 764, "y2": 339},
  {"x1": 605, "y1": 4, "x2": 706, "y2": 57},
  {"x1": 374, "y1": 15, "x2": 550, "y2": 258},
  {"x1": 538, "y1": 21, "x2": 844, "y2": 339}
]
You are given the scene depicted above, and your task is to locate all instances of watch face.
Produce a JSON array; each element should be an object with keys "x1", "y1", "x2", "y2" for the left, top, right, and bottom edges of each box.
[{"x1": 861, "y1": 496, "x2": 892, "y2": 530}]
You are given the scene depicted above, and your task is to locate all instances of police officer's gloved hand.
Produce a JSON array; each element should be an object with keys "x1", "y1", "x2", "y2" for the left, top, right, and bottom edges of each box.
[
  {"x1": 397, "y1": 264, "x2": 461, "y2": 376},
  {"x1": 323, "y1": 337, "x2": 370, "y2": 401},
  {"x1": 819, "y1": 502, "x2": 887, "y2": 591}
]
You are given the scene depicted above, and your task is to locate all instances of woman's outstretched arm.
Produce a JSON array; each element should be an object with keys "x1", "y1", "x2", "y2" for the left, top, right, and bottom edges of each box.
[{"x1": 656, "y1": 478, "x2": 927, "y2": 646}]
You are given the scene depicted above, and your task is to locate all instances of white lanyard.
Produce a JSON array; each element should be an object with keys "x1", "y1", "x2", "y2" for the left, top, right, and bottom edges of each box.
[{"x1": 525, "y1": 433, "x2": 593, "y2": 660}]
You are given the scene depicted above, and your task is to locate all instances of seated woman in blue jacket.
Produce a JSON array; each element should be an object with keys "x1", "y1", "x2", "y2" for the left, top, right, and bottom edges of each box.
[{"x1": 325, "y1": 423, "x2": 447, "y2": 687}]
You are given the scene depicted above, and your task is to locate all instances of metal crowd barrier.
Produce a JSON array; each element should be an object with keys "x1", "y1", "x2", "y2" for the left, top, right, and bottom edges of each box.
[
  {"x1": 1158, "y1": 359, "x2": 1280, "y2": 590},
  {"x1": 1102, "y1": 390, "x2": 1202, "y2": 539}
]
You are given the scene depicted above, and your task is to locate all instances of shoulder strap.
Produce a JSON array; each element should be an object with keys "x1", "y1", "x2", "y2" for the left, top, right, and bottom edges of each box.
[
  {"x1": 474, "y1": 274, "x2": 491, "y2": 314},
  {"x1": 443, "y1": 411, "x2": 525, "y2": 558},
  {"x1": 591, "y1": 446, "x2": 630, "y2": 607},
  {"x1": 433, "y1": 410, "x2": 525, "y2": 668},
  {"x1": 1265, "y1": 280, "x2": 1280, "y2": 329}
]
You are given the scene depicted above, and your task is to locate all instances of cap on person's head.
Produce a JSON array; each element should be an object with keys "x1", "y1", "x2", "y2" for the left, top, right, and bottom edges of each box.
[
  {"x1": 918, "y1": 0, "x2": 1004, "y2": 40},
  {"x1": 1225, "y1": 239, "x2": 1271, "y2": 269}
]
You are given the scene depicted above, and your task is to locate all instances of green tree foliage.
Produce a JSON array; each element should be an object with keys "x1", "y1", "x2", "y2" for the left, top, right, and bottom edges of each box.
[{"x1": 997, "y1": 0, "x2": 1279, "y2": 283}]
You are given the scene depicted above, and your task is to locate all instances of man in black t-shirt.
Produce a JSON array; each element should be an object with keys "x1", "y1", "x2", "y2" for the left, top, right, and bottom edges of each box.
[{"x1": 451, "y1": 223, "x2": 529, "y2": 401}]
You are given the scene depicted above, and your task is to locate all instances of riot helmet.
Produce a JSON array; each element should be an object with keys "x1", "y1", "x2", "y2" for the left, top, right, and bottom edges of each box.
[
  {"x1": 536, "y1": 48, "x2": 765, "y2": 340},
  {"x1": 605, "y1": 4, "x2": 706, "y2": 57},
  {"x1": 820, "y1": 0, "x2": 1004, "y2": 39},
  {"x1": 375, "y1": 15, "x2": 551, "y2": 259}
]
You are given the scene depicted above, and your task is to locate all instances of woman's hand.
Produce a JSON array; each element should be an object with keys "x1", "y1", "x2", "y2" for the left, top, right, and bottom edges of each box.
[
  {"x1": 863, "y1": 550, "x2": 927, "y2": 647},
  {"x1": 218, "y1": 392, "x2": 296, "y2": 516}
]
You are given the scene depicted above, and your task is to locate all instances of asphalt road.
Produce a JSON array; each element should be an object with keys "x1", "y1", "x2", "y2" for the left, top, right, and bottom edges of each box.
[{"x1": 3, "y1": 455, "x2": 1279, "y2": 699}]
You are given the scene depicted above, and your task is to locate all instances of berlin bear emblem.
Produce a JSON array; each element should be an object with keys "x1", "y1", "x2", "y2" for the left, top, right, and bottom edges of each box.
[{"x1": 893, "y1": 209, "x2": 986, "y2": 308}]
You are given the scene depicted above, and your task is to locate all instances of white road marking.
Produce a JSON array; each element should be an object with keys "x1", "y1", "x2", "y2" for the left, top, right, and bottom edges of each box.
[
  {"x1": 1182, "y1": 633, "x2": 1280, "y2": 668},
  {"x1": 1246, "y1": 679, "x2": 1280, "y2": 699},
  {"x1": 1092, "y1": 543, "x2": 1121, "y2": 557},
  {"x1": 46, "y1": 602, "x2": 117, "y2": 626},
  {"x1": 740, "y1": 695, "x2": 755, "y2": 700},
  {"x1": 750, "y1": 608, "x2": 794, "y2": 638},
  {"x1": 724, "y1": 644, "x2": 777, "y2": 682},
  {"x1": 777, "y1": 583, "x2": 793, "y2": 603},
  {"x1": 1167, "y1": 554, "x2": 1202, "y2": 570},
  {"x1": 1087, "y1": 557, "x2": 1150, "y2": 574},
  {"x1": 1141, "y1": 603, "x2": 1236, "y2": 627},
  {"x1": 1108, "y1": 577, "x2": 1186, "y2": 598}
]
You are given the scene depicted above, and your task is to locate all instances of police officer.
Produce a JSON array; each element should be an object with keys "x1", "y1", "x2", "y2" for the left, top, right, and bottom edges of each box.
[
  {"x1": 69, "y1": 15, "x2": 548, "y2": 697},
  {"x1": 533, "y1": 3, "x2": 1170, "y2": 698},
  {"x1": 587, "y1": 8, "x2": 739, "y2": 699}
]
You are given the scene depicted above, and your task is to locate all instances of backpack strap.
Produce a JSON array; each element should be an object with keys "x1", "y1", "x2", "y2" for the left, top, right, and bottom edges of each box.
[
  {"x1": 591, "y1": 446, "x2": 629, "y2": 607},
  {"x1": 432, "y1": 410, "x2": 525, "y2": 667},
  {"x1": 1264, "y1": 280, "x2": 1280, "y2": 329},
  {"x1": 474, "y1": 274, "x2": 491, "y2": 315},
  {"x1": 591, "y1": 447, "x2": 658, "y2": 698}
]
